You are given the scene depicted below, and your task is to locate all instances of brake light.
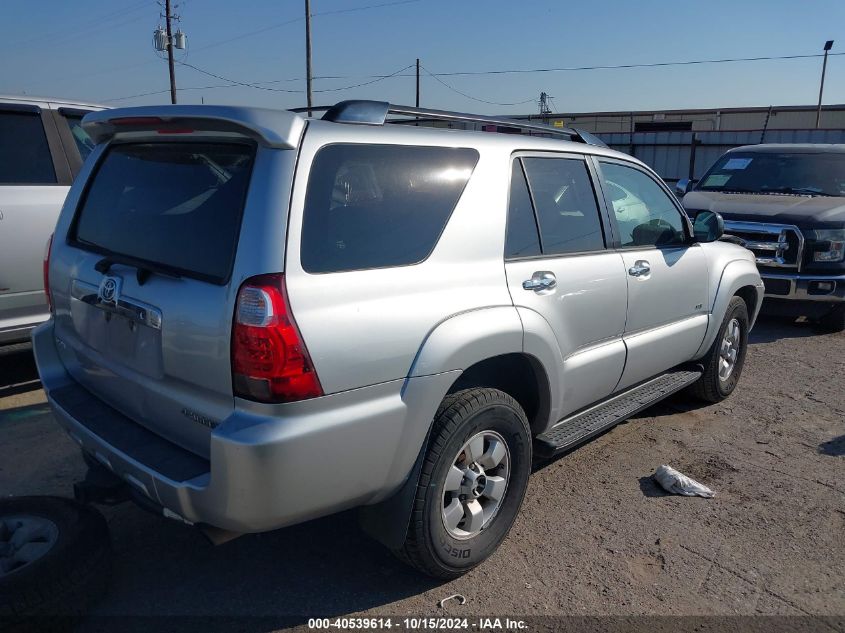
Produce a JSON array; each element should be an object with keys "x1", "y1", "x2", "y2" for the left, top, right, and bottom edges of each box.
[
  {"x1": 43, "y1": 234, "x2": 53, "y2": 313},
  {"x1": 110, "y1": 117, "x2": 194, "y2": 135},
  {"x1": 110, "y1": 116, "x2": 165, "y2": 126},
  {"x1": 231, "y1": 273, "x2": 323, "y2": 403}
]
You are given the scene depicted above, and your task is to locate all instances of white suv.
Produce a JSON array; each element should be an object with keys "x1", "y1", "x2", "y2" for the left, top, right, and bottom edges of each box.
[{"x1": 0, "y1": 95, "x2": 103, "y2": 349}]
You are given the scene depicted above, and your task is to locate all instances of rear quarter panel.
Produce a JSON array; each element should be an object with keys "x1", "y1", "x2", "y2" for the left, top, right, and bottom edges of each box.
[{"x1": 284, "y1": 124, "x2": 516, "y2": 394}]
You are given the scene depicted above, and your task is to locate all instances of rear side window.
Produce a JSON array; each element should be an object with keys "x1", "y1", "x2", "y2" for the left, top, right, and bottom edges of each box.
[
  {"x1": 505, "y1": 160, "x2": 541, "y2": 258},
  {"x1": 521, "y1": 157, "x2": 605, "y2": 255},
  {"x1": 0, "y1": 110, "x2": 56, "y2": 185},
  {"x1": 61, "y1": 114, "x2": 96, "y2": 162},
  {"x1": 73, "y1": 142, "x2": 255, "y2": 284},
  {"x1": 301, "y1": 144, "x2": 479, "y2": 273}
]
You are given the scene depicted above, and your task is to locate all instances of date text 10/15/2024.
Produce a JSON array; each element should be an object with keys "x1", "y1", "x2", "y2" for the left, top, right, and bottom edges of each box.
[{"x1": 308, "y1": 617, "x2": 529, "y2": 630}]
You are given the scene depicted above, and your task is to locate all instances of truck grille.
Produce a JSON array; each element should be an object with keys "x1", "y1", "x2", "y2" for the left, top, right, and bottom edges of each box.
[{"x1": 723, "y1": 221, "x2": 804, "y2": 271}]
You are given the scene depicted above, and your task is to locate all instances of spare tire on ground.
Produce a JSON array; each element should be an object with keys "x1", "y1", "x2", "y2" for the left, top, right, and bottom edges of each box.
[{"x1": 0, "y1": 496, "x2": 111, "y2": 630}]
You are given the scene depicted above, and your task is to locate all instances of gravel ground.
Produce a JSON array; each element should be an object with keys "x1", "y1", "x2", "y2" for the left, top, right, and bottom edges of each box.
[{"x1": 0, "y1": 315, "x2": 842, "y2": 631}]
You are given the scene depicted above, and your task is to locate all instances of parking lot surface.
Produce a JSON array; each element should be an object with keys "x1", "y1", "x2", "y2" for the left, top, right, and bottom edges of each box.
[{"x1": 0, "y1": 316, "x2": 843, "y2": 629}]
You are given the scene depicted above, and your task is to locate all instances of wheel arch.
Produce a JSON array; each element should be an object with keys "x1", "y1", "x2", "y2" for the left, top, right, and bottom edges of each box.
[
  {"x1": 360, "y1": 307, "x2": 558, "y2": 549},
  {"x1": 445, "y1": 353, "x2": 551, "y2": 437},
  {"x1": 694, "y1": 258, "x2": 764, "y2": 359}
]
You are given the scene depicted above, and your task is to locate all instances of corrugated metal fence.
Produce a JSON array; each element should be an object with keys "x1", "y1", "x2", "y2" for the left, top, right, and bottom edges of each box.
[{"x1": 595, "y1": 129, "x2": 845, "y2": 184}]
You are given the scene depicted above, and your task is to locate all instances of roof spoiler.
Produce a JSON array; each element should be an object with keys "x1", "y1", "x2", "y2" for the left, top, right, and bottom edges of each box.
[{"x1": 82, "y1": 105, "x2": 306, "y2": 149}]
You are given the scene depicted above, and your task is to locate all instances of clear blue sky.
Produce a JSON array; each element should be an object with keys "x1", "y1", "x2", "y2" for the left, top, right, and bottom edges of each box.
[{"x1": 3, "y1": 0, "x2": 844, "y2": 115}]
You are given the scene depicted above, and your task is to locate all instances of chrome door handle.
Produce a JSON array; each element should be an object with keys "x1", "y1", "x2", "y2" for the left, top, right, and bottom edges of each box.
[
  {"x1": 522, "y1": 271, "x2": 556, "y2": 291},
  {"x1": 628, "y1": 260, "x2": 651, "y2": 277}
]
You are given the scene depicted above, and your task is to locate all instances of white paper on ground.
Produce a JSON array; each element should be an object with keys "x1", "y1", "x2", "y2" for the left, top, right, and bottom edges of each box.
[{"x1": 653, "y1": 464, "x2": 715, "y2": 498}]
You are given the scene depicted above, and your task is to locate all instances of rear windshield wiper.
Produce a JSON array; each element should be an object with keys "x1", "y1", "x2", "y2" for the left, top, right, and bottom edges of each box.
[{"x1": 95, "y1": 255, "x2": 182, "y2": 286}]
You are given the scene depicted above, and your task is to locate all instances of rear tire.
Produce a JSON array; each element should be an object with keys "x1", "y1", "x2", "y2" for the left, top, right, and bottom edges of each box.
[
  {"x1": 394, "y1": 388, "x2": 532, "y2": 579},
  {"x1": 0, "y1": 497, "x2": 111, "y2": 630},
  {"x1": 815, "y1": 305, "x2": 845, "y2": 333},
  {"x1": 689, "y1": 296, "x2": 749, "y2": 403}
]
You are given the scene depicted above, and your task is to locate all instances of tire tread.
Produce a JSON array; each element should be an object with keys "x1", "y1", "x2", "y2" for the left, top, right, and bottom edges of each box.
[{"x1": 395, "y1": 388, "x2": 529, "y2": 578}]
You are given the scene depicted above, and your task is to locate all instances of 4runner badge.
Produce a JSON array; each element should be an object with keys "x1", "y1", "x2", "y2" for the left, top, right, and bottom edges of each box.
[
  {"x1": 97, "y1": 275, "x2": 122, "y2": 306},
  {"x1": 181, "y1": 408, "x2": 220, "y2": 429}
]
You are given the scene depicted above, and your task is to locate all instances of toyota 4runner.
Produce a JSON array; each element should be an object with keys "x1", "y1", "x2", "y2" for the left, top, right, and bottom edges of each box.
[{"x1": 33, "y1": 101, "x2": 763, "y2": 577}]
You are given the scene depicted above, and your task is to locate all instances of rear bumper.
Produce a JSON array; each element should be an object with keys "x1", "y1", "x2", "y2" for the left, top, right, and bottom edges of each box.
[{"x1": 32, "y1": 320, "x2": 455, "y2": 533}]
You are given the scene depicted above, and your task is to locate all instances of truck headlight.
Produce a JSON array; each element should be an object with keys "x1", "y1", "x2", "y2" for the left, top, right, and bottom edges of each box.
[{"x1": 813, "y1": 229, "x2": 845, "y2": 262}]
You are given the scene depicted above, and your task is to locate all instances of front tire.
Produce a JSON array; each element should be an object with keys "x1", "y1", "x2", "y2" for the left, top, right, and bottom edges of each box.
[
  {"x1": 690, "y1": 295, "x2": 749, "y2": 403},
  {"x1": 395, "y1": 389, "x2": 532, "y2": 579}
]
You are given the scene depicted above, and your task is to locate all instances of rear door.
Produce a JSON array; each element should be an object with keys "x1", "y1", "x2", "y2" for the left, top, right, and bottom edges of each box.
[
  {"x1": 504, "y1": 153, "x2": 628, "y2": 419},
  {"x1": 0, "y1": 104, "x2": 71, "y2": 340},
  {"x1": 594, "y1": 158, "x2": 709, "y2": 391},
  {"x1": 51, "y1": 135, "x2": 277, "y2": 457}
]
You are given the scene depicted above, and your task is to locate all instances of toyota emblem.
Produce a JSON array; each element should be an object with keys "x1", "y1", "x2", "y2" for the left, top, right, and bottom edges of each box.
[{"x1": 98, "y1": 276, "x2": 121, "y2": 305}]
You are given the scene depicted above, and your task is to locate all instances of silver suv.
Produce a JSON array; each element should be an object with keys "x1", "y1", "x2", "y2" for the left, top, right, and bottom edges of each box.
[
  {"x1": 33, "y1": 101, "x2": 763, "y2": 577},
  {"x1": 0, "y1": 95, "x2": 103, "y2": 349}
]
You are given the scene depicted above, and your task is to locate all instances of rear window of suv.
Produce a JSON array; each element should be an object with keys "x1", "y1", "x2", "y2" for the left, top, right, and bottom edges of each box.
[
  {"x1": 301, "y1": 144, "x2": 479, "y2": 273},
  {"x1": 72, "y1": 142, "x2": 255, "y2": 284}
]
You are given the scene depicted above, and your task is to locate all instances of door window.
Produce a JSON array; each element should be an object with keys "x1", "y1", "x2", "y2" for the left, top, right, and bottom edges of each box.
[
  {"x1": 0, "y1": 110, "x2": 56, "y2": 184},
  {"x1": 521, "y1": 157, "x2": 605, "y2": 255},
  {"x1": 599, "y1": 162, "x2": 686, "y2": 248},
  {"x1": 505, "y1": 160, "x2": 541, "y2": 258}
]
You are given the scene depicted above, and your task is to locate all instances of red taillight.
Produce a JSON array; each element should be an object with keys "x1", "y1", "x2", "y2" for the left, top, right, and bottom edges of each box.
[
  {"x1": 231, "y1": 273, "x2": 323, "y2": 403},
  {"x1": 43, "y1": 234, "x2": 53, "y2": 313}
]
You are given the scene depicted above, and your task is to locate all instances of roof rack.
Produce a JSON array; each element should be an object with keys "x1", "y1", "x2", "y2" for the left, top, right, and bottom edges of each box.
[{"x1": 290, "y1": 101, "x2": 606, "y2": 146}]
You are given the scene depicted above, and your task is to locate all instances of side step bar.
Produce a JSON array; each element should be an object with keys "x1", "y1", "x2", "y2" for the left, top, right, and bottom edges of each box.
[{"x1": 535, "y1": 368, "x2": 702, "y2": 458}]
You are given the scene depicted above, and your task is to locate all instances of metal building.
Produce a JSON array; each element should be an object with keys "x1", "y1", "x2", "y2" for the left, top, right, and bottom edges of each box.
[
  {"x1": 517, "y1": 104, "x2": 845, "y2": 134},
  {"x1": 508, "y1": 104, "x2": 845, "y2": 184}
]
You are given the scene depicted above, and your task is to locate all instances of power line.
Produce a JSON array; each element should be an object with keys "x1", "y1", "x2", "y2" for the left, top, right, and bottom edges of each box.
[
  {"x1": 420, "y1": 65, "x2": 535, "y2": 106},
  {"x1": 5, "y1": 1, "x2": 154, "y2": 50},
  {"x1": 429, "y1": 52, "x2": 845, "y2": 78},
  {"x1": 102, "y1": 50, "x2": 845, "y2": 105},
  {"x1": 192, "y1": 0, "x2": 420, "y2": 53},
  {"x1": 156, "y1": 60, "x2": 416, "y2": 96},
  {"x1": 315, "y1": 64, "x2": 415, "y2": 92},
  {"x1": 175, "y1": 61, "x2": 303, "y2": 93}
]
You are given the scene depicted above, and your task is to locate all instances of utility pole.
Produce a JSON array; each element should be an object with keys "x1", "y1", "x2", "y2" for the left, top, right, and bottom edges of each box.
[
  {"x1": 416, "y1": 58, "x2": 420, "y2": 107},
  {"x1": 165, "y1": 0, "x2": 177, "y2": 104},
  {"x1": 816, "y1": 40, "x2": 834, "y2": 129},
  {"x1": 305, "y1": 0, "x2": 313, "y2": 116},
  {"x1": 539, "y1": 91, "x2": 552, "y2": 125}
]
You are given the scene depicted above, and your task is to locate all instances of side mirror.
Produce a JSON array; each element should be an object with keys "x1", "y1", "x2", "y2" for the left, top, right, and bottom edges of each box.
[
  {"x1": 674, "y1": 178, "x2": 697, "y2": 197},
  {"x1": 693, "y1": 210, "x2": 724, "y2": 243}
]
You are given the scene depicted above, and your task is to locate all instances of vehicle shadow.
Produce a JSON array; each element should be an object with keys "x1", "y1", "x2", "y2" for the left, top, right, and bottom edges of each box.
[
  {"x1": 638, "y1": 475, "x2": 669, "y2": 498},
  {"x1": 629, "y1": 392, "x2": 710, "y2": 420},
  {"x1": 819, "y1": 434, "x2": 845, "y2": 457},
  {"x1": 748, "y1": 315, "x2": 818, "y2": 344},
  {"x1": 0, "y1": 349, "x2": 41, "y2": 397},
  {"x1": 82, "y1": 503, "x2": 445, "y2": 630}
]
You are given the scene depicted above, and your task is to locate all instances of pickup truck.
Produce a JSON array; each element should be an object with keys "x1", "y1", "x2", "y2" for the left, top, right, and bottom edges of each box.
[{"x1": 677, "y1": 144, "x2": 845, "y2": 331}]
